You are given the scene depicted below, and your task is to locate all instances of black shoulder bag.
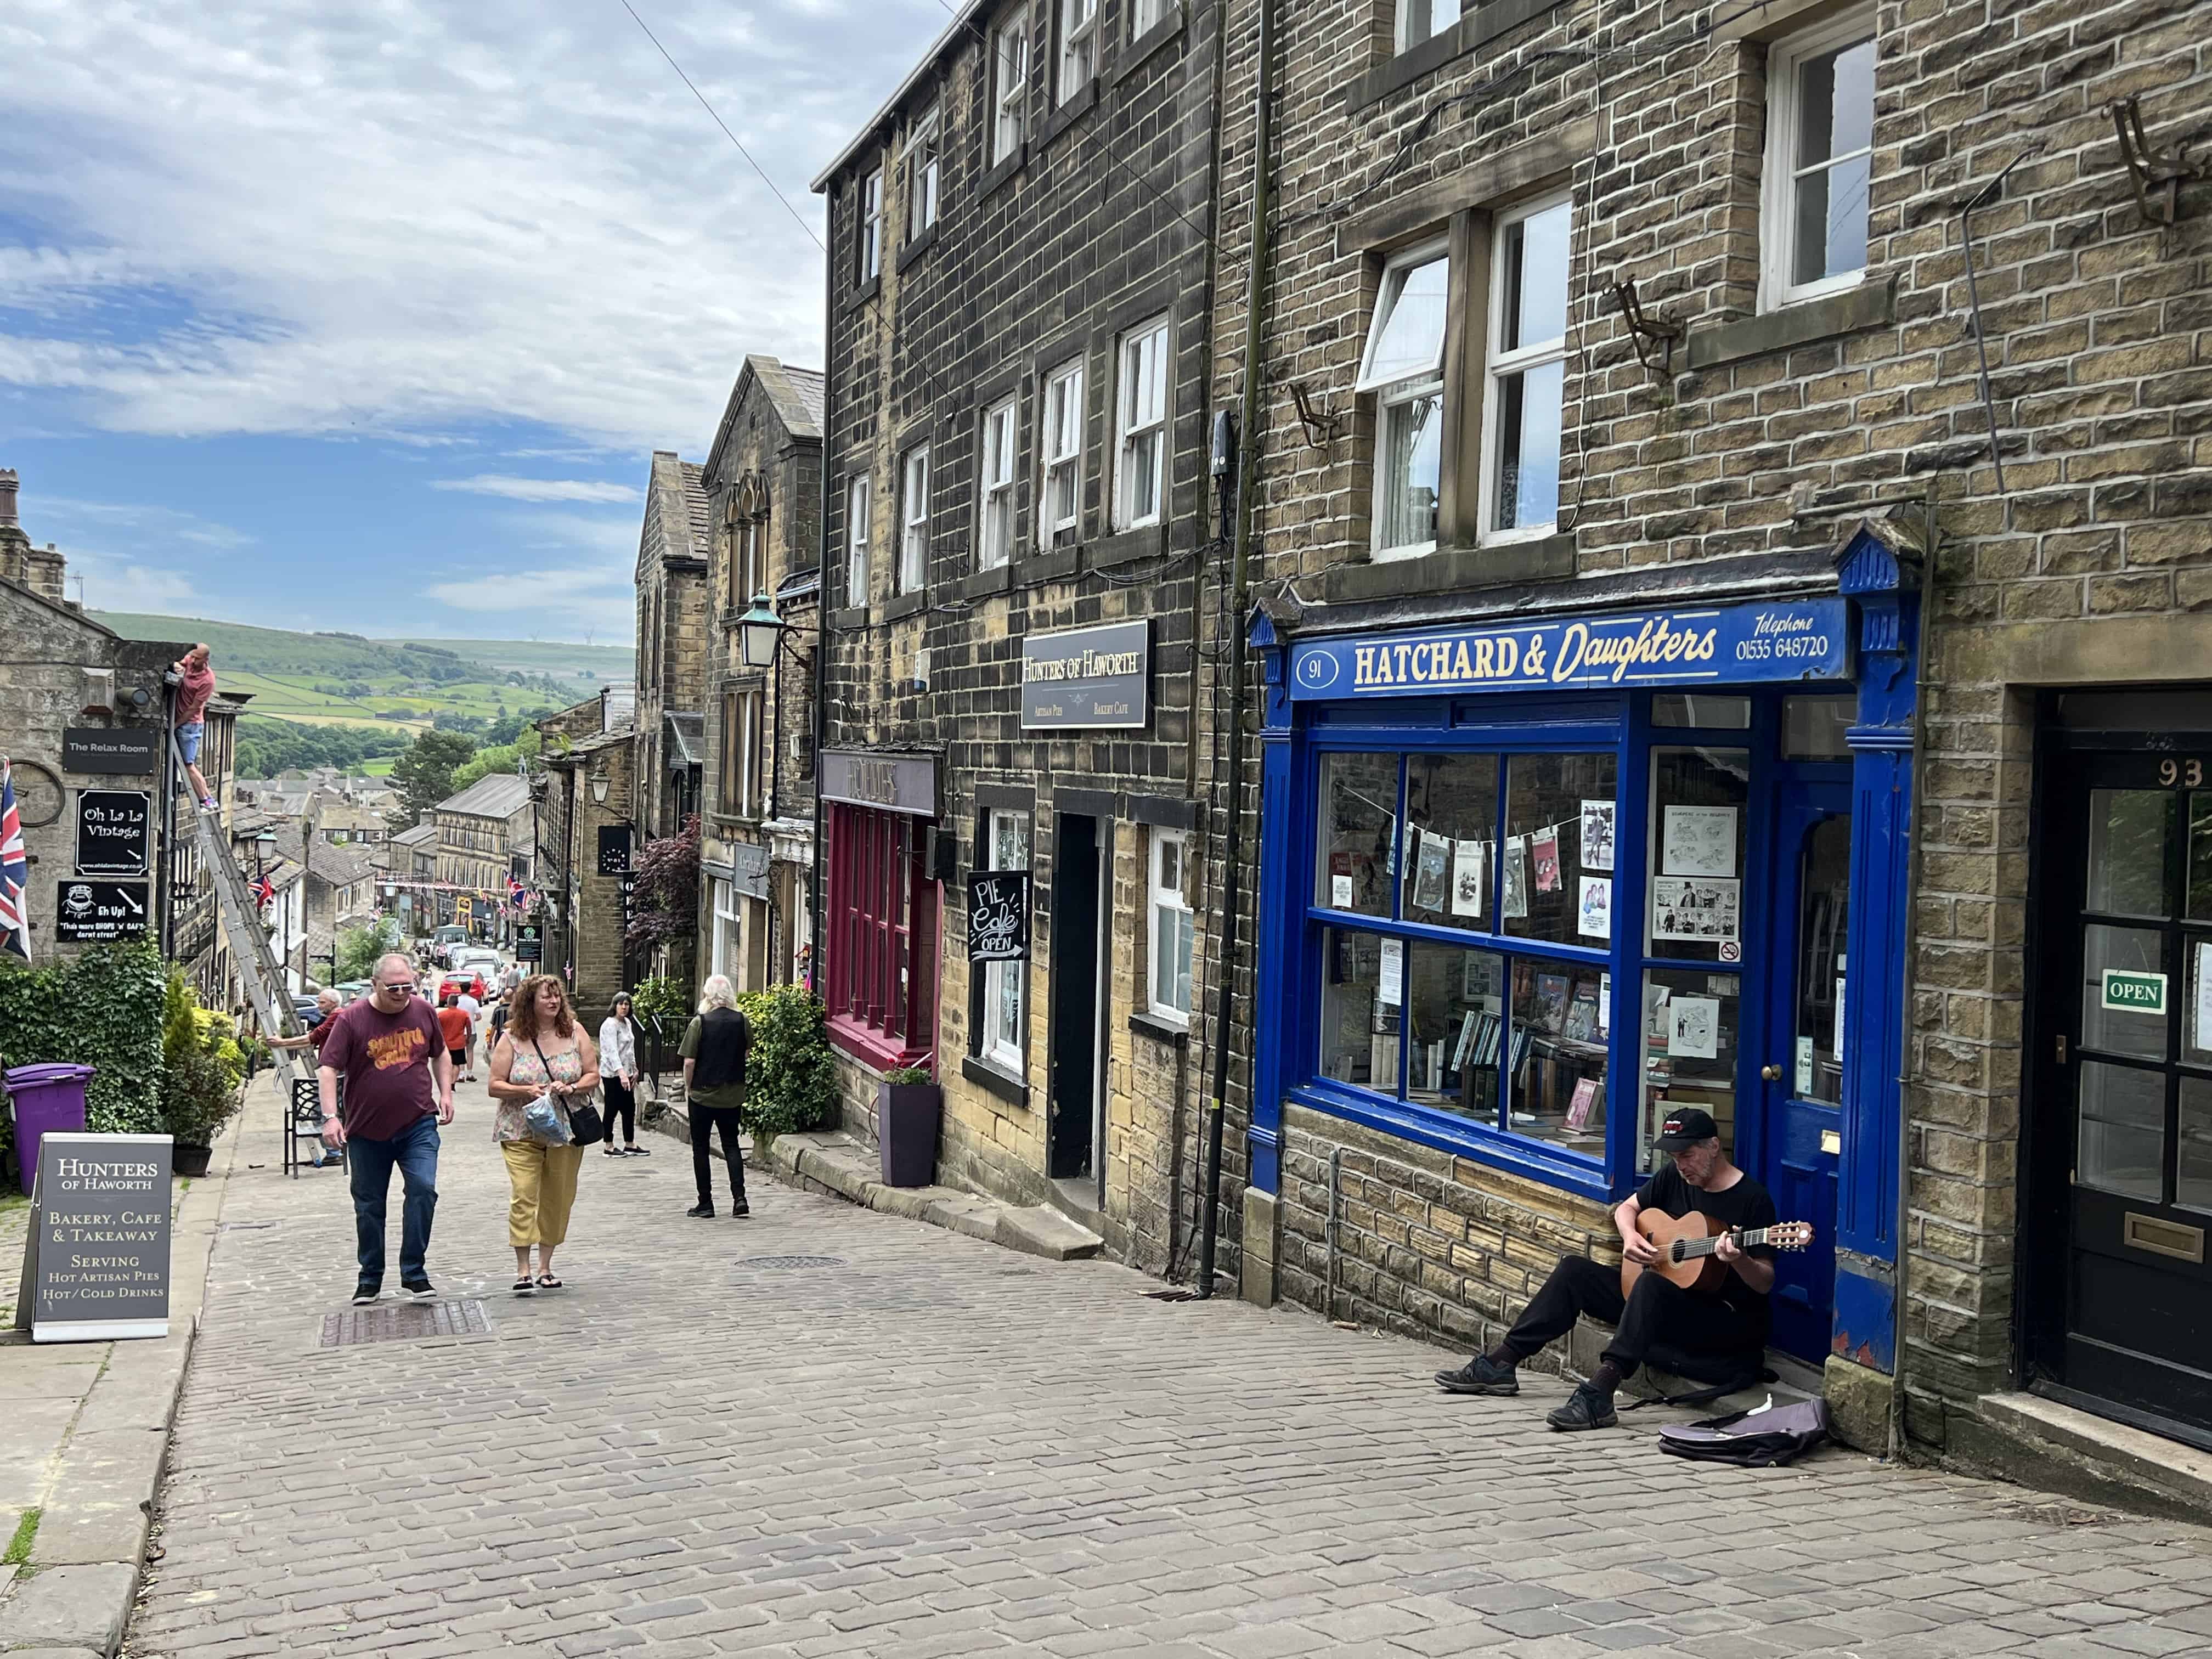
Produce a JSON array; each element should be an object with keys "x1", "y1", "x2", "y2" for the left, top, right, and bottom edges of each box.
[{"x1": 535, "y1": 1037, "x2": 605, "y2": 1148}]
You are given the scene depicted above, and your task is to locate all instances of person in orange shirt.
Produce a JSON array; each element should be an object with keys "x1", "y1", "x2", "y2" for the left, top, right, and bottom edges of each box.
[{"x1": 436, "y1": 999, "x2": 472, "y2": 1080}]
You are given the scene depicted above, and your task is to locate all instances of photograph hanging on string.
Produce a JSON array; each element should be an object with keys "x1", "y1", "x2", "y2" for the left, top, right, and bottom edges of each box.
[{"x1": 1579, "y1": 799, "x2": 1616, "y2": 872}]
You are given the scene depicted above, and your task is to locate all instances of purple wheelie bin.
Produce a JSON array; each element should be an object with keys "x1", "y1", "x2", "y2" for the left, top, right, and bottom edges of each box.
[{"x1": 7, "y1": 1063, "x2": 96, "y2": 1194}]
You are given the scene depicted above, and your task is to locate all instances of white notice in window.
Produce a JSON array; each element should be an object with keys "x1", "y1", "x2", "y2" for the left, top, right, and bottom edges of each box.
[
  {"x1": 1379, "y1": 938, "x2": 1403, "y2": 1006},
  {"x1": 1662, "y1": 804, "x2": 1737, "y2": 878},
  {"x1": 1451, "y1": 839, "x2": 1485, "y2": 917}
]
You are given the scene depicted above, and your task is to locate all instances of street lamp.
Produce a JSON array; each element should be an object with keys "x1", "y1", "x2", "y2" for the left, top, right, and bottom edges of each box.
[{"x1": 737, "y1": 591, "x2": 794, "y2": 670}]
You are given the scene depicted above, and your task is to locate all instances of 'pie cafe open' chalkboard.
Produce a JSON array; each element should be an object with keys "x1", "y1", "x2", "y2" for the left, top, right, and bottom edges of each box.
[{"x1": 967, "y1": 871, "x2": 1030, "y2": 962}]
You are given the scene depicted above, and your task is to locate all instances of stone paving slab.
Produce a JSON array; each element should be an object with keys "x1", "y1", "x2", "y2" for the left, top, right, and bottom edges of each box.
[{"x1": 127, "y1": 1071, "x2": 2212, "y2": 1658}]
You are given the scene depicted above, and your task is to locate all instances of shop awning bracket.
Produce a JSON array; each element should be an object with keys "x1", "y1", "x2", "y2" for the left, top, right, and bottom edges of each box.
[
  {"x1": 1610, "y1": 278, "x2": 1681, "y2": 375},
  {"x1": 2107, "y1": 94, "x2": 2198, "y2": 226},
  {"x1": 1288, "y1": 380, "x2": 1344, "y2": 448}
]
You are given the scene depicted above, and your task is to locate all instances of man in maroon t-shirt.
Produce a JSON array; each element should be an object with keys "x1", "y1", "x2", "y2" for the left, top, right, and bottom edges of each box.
[
  {"x1": 318, "y1": 953, "x2": 454, "y2": 1304},
  {"x1": 170, "y1": 644, "x2": 218, "y2": 811}
]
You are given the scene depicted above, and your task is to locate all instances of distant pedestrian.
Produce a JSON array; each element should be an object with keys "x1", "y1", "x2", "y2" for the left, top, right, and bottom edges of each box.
[
  {"x1": 455, "y1": 987, "x2": 482, "y2": 1080},
  {"x1": 270, "y1": 988, "x2": 344, "y2": 1168},
  {"x1": 436, "y1": 997, "x2": 472, "y2": 1084},
  {"x1": 170, "y1": 644, "x2": 219, "y2": 811},
  {"x1": 599, "y1": 991, "x2": 645, "y2": 1158},
  {"x1": 680, "y1": 974, "x2": 750, "y2": 1220},
  {"x1": 488, "y1": 974, "x2": 599, "y2": 1295},
  {"x1": 488, "y1": 990, "x2": 511, "y2": 1049},
  {"x1": 317, "y1": 954, "x2": 452, "y2": 1304}
]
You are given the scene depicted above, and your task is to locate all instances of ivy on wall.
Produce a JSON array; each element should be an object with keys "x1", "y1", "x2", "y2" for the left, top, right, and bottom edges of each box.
[{"x1": 0, "y1": 944, "x2": 167, "y2": 1136}]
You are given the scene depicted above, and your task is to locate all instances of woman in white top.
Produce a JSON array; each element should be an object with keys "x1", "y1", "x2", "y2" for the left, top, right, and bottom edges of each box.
[{"x1": 598, "y1": 991, "x2": 644, "y2": 1158}]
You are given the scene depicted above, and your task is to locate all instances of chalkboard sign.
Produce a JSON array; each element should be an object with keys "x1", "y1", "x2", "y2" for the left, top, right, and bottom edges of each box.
[
  {"x1": 63, "y1": 727, "x2": 161, "y2": 776},
  {"x1": 515, "y1": 923, "x2": 543, "y2": 963},
  {"x1": 598, "y1": 824, "x2": 634, "y2": 875},
  {"x1": 15, "y1": 1132, "x2": 173, "y2": 1342},
  {"x1": 75, "y1": 789, "x2": 153, "y2": 877},
  {"x1": 54, "y1": 880, "x2": 151, "y2": 943},
  {"x1": 967, "y1": 871, "x2": 1030, "y2": 962}
]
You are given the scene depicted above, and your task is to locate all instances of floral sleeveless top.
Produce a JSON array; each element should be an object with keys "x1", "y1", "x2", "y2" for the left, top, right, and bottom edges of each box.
[{"x1": 495, "y1": 1039, "x2": 589, "y2": 1143}]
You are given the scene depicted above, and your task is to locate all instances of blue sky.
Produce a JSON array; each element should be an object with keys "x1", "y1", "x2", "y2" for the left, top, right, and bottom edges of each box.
[{"x1": 0, "y1": 0, "x2": 957, "y2": 641}]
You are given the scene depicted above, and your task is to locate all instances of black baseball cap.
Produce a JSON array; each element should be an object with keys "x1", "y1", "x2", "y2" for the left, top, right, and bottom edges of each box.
[{"x1": 1655, "y1": 1108, "x2": 1719, "y2": 1152}]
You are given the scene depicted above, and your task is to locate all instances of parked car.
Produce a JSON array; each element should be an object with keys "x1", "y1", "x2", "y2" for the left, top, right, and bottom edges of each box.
[
  {"x1": 430, "y1": 925, "x2": 469, "y2": 967},
  {"x1": 451, "y1": 948, "x2": 503, "y2": 975},
  {"x1": 436, "y1": 969, "x2": 487, "y2": 1005},
  {"x1": 333, "y1": 980, "x2": 372, "y2": 1004}
]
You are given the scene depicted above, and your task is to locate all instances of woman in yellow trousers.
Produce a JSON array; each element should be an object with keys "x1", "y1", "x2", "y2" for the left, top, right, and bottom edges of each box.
[{"x1": 487, "y1": 975, "x2": 601, "y2": 1295}]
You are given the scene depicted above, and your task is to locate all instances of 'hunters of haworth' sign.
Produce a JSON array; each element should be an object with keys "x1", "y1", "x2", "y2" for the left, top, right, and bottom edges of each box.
[
  {"x1": 16, "y1": 1133, "x2": 174, "y2": 1343},
  {"x1": 1285, "y1": 598, "x2": 1852, "y2": 701},
  {"x1": 1021, "y1": 620, "x2": 1150, "y2": 730}
]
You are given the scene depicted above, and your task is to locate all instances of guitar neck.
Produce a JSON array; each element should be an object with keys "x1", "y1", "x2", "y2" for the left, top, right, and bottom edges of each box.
[{"x1": 1676, "y1": 1226, "x2": 1772, "y2": 1261}]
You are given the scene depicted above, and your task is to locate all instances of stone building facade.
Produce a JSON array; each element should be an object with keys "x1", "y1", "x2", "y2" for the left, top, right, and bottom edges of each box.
[
  {"x1": 697, "y1": 355, "x2": 825, "y2": 993},
  {"x1": 808, "y1": 0, "x2": 1223, "y2": 1263},
  {"x1": 1195, "y1": 0, "x2": 2212, "y2": 1497},
  {"x1": 430, "y1": 772, "x2": 533, "y2": 941},
  {"x1": 631, "y1": 451, "x2": 713, "y2": 846},
  {"x1": 535, "y1": 696, "x2": 636, "y2": 1020}
]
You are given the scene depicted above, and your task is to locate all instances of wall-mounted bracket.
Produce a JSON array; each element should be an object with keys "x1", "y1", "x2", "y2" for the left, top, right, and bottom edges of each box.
[
  {"x1": 1609, "y1": 278, "x2": 1681, "y2": 375},
  {"x1": 2108, "y1": 94, "x2": 2198, "y2": 226},
  {"x1": 1287, "y1": 381, "x2": 1344, "y2": 448}
]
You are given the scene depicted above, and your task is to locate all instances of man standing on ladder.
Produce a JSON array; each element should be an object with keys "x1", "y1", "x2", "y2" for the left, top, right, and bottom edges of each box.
[
  {"x1": 318, "y1": 953, "x2": 453, "y2": 1305},
  {"x1": 171, "y1": 644, "x2": 219, "y2": 812}
]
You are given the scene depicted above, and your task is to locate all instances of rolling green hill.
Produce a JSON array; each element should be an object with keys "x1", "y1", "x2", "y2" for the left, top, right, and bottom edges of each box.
[{"x1": 378, "y1": 637, "x2": 635, "y2": 684}]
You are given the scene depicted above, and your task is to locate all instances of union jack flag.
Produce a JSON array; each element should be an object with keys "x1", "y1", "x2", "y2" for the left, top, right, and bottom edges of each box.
[
  {"x1": 0, "y1": 761, "x2": 31, "y2": 962},
  {"x1": 252, "y1": 871, "x2": 275, "y2": 910},
  {"x1": 506, "y1": 873, "x2": 529, "y2": 904}
]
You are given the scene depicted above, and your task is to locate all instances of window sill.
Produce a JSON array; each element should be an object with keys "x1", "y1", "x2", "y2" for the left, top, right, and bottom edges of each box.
[
  {"x1": 1088, "y1": 524, "x2": 1166, "y2": 569},
  {"x1": 1686, "y1": 275, "x2": 1895, "y2": 371},
  {"x1": 828, "y1": 1016, "x2": 929, "y2": 1073},
  {"x1": 842, "y1": 274, "x2": 881, "y2": 317},
  {"x1": 830, "y1": 605, "x2": 870, "y2": 631},
  {"x1": 1345, "y1": 0, "x2": 1564, "y2": 112},
  {"x1": 895, "y1": 222, "x2": 939, "y2": 275},
  {"x1": 946, "y1": 563, "x2": 1013, "y2": 604},
  {"x1": 1022, "y1": 545, "x2": 1084, "y2": 585},
  {"x1": 961, "y1": 1053, "x2": 1030, "y2": 1105},
  {"x1": 1038, "y1": 78, "x2": 1099, "y2": 151},
  {"x1": 981, "y1": 146, "x2": 1025, "y2": 199},
  {"x1": 882, "y1": 591, "x2": 928, "y2": 623},
  {"x1": 1322, "y1": 532, "x2": 1576, "y2": 605},
  {"x1": 1130, "y1": 1008, "x2": 1190, "y2": 1046},
  {"x1": 1113, "y1": 6, "x2": 1187, "y2": 87},
  {"x1": 1289, "y1": 1080, "x2": 1614, "y2": 1204}
]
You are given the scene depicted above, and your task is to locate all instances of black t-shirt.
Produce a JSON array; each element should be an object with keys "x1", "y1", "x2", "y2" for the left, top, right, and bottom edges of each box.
[{"x1": 1633, "y1": 1163, "x2": 1780, "y2": 1326}]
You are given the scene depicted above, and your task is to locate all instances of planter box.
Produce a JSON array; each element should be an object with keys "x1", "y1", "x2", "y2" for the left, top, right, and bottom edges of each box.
[
  {"x1": 173, "y1": 1143, "x2": 213, "y2": 1178},
  {"x1": 877, "y1": 1082, "x2": 941, "y2": 1188}
]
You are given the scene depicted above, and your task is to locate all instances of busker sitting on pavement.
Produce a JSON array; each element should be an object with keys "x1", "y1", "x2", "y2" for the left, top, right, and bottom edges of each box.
[{"x1": 1432, "y1": 1109, "x2": 1778, "y2": 1431}]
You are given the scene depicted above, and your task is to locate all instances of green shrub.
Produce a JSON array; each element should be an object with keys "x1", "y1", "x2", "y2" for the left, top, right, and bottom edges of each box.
[
  {"x1": 883, "y1": 1063, "x2": 933, "y2": 1085},
  {"x1": 0, "y1": 944, "x2": 167, "y2": 1134},
  {"x1": 735, "y1": 985, "x2": 839, "y2": 1147}
]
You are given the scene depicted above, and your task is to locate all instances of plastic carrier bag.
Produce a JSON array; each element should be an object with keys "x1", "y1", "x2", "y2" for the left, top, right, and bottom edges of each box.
[{"x1": 523, "y1": 1095, "x2": 572, "y2": 1146}]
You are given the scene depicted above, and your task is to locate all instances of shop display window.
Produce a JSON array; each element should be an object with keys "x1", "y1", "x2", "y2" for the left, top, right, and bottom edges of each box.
[
  {"x1": 1503, "y1": 752, "x2": 1617, "y2": 946},
  {"x1": 1646, "y1": 746, "x2": 1750, "y2": 966},
  {"x1": 1316, "y1": 752, "x2": 1400, "y2": 919},
  {"x1": 1402, "y1": 754, "x2": 1498, "y2": 932},
  {"x1": 1639, "y1": 967, "x2": 1742, "y2": 1170}
]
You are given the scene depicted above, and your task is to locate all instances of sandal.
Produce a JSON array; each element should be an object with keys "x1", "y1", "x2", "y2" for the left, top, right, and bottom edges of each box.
[
  {"x1": 536, "y1": 1273, "x2": 563, "y2": 1289},
  {"x1": 511, "y1": 1277, "x2": 535, "y2": 1295}
]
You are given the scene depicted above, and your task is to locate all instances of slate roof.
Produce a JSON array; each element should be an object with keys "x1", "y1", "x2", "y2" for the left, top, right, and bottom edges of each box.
[
  {"x1": 636, "y1": 450, "x2": 713, "y2": 580},
  {"x1": 437, "y1": 773, "x2": 532, "y2": 820},
  {"x1": 307, "y1": 840, "x2": 375, "y2": 888},
  {"x1": 391, "y1": 821, "x2": 438, "y2": 849}
]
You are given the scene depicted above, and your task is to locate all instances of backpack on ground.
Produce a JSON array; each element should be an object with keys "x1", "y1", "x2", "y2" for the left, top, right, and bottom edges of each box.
[{"x1": 1657, "y1": 1395, "x2": 1831, "y2": 1467}]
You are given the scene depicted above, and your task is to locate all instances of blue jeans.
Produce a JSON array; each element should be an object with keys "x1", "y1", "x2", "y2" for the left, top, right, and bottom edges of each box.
[{"x1": 348, "y1": 1115, "x2": 440, "y2": 1283}]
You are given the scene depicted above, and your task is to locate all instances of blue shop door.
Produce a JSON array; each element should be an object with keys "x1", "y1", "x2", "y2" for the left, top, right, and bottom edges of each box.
[{"x1": 1757, "y1": 782, "x2": 1849, "y2": 1364}]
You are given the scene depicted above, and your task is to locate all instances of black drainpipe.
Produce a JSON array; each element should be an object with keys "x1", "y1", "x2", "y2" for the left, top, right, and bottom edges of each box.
[{"x1": 810, "y1": 187, "x2": 836, "y2": 1004}]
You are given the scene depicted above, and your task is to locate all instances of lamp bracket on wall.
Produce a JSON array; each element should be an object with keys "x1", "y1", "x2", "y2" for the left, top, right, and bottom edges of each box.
[
  {"x1": 1609, "y1": 278, "x2": 1682, "y2": 375},
  {"x1": 1288, "y1": 380, "x2": 1344, "y2": 448},
  {"x1": 2107, "y1": 94, "x2": 2198, "y2": 226}
]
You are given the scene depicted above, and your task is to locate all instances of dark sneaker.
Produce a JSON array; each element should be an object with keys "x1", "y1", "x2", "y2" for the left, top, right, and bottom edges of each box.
[
  {"x1": 730, "y1": 1198, "x2": 750, "y2": 1217},
  {"x1": 686, "y1": 1203, "x2": 715, "y2": 1218},
  {"x1": 351, "y1": 1282, "x2": 380, "y2": 1306},
  {"x1": 1435, "y1": 1355, "x2": 1519, "y2": 1396},
  {"x1": 402, "y1": 1277, "x2": 435, "y2": 1299},
  {"x1": 1546, "y1": 1383, "x2": 1620, "y2": 1431},
  {"x1": 625, "y1": 1146, "x2": 650, "y2": 1157}
]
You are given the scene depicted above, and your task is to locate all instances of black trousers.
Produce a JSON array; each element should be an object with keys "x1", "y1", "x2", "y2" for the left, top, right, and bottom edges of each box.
[
  {"x1": 691, "y1": 1105, "x2": 747, "y2": 1206},
  {"x1": 603, "y1": 1076, "x2": 636, "y2": 1144},
  {"x1": 1502, "y1": 1254, "x2": 1766, "y2": 1378}
]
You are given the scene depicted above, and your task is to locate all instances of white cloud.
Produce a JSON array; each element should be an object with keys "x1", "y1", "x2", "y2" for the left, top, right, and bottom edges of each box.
[
  {"x1": 425, "y1": 563, "x2": 635, "y2": 634},
  {"x1": 0, "y1": 0, "x2": 951, "y2": 449},
  {"x1": 431, "y1": 475, "x2": 642, "y2": 504}
]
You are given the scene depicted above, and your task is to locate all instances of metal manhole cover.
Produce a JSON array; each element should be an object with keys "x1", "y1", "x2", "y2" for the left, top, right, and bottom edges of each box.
[
  {"x1": 320, "y1": 1300, "x2": 491, "y2": 1347},
  {"x1": 737, "y1": 1255, "x2": 845, "y2": 1269}
]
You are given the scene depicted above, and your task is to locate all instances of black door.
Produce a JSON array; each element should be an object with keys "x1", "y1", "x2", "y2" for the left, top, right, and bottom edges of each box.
[
  {"x1": 1048, "y1": 815, "x2": 1103, "y2": 1180},
  {"x1": 2030, "y1": 727, "x2": 2212, "y2": 1444}
]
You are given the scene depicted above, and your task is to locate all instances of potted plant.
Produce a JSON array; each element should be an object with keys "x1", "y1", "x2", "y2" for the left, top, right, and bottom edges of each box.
[
  {"x1": 159, "y1": 971, "x2": 242, "y2": 1177},
  {"x1": 736, "y1": 985, "x2": 838, "y2": 1156},
  {"x1": 877, "y1": 1059, "x2": 940, "y2": 1188}
]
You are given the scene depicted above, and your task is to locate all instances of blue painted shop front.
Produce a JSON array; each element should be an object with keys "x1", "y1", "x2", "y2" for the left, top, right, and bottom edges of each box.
[{"x1": 1245, "y1": 529, "x2": 1918, "y2": 1370}]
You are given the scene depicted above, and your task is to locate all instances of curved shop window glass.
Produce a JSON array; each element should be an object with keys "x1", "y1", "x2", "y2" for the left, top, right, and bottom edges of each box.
[{"x1": 1312, "y1": 750, "x2": 1612, "y2": 1156}]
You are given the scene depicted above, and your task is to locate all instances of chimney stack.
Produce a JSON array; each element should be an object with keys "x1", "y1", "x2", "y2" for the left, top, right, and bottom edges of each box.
[{"x1": 0, "y1": 468, "x2": 18, "y2": 529}]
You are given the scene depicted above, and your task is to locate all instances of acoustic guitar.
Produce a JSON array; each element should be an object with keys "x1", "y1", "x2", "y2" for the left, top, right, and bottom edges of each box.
[{"x1": 1621, "y1": 1210, "x2": 1814, "y2": 1297}]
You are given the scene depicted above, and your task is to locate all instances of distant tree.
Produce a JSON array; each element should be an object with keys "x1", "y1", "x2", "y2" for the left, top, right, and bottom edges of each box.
[
  {"x1": 336, "y1": 919, "x2": 404, "y2": 981},
  {"x1": 387, "y1": 730, "x2": 477, "y2": 825},
  {"x1": 449, "y1": 728, "x2": 541, "y2": 794}
]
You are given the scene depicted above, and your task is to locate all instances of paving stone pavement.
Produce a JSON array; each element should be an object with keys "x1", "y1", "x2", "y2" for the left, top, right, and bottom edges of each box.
[{"x1": 132, "y1": 1076, "x2": 2212, "y2": 1658}]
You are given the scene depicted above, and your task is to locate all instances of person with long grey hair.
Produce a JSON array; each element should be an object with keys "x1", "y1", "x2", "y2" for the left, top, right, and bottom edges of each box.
[{"x1": 679, "y1": 974, "x2": 751, "y2": 1218}]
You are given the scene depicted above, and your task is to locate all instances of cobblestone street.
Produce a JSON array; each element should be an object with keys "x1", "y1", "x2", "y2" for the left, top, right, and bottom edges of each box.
[{"x1": 134, "y1": 1080, "x2": 2212, "y2": 1658}]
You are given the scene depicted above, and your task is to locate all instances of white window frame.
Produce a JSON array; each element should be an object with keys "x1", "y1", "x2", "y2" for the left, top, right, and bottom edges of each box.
[
  {"x1": 1478, "y1": 191, "x2": 1571, "y2": 548},
  {"x1": 845, "y1": 473, "x2": 871, "y2": 604},
  {"x1": 736, "y1": 686, "x2": 763, "y2": 819},
  {"x1": 980, "y1": 808, "x2": 1031, "y2": 1070},
  {"x1": 901, "y1": 105, "x2": 941, "y2": 242},
  {"x1": 991, "y1": 20, "x2": 1029, "y2": 166},
  {"x1": 857, "y1": 167, "x2": 883, "y2": 283},
  {"x1": 1041, "y1": 358, "x2": 1086, "y2": 543},
  {"x1": 712, "y1": 878, "x2": 740, "y2": 982},
  {"x1": 1147, "y1": 829, "x2": 1194, "y2": 1024},
  {"x1": 1114, "y1": 318, "x2": 1170, "y2": 531},
  {"x1": 1759, "y1": 9, "x2": 1876, "y2": 313},
  {"x1": 1396, "y1": 0, "x2": 1463, "y2": 52},
  {"x1": 1357, "y1": 238, "x2": 1449, "y2": 562},
  {"x1": 1130, "y1": 0, "x2": 1169, "y2": 35},
  {"x1": 977, "y1": 396, "x2": 1018, "y2": 569},
  {"x1": 898, "y1": 444, "x2": 930, "y2": 594},
  {"x1": 1058, "y1": 0, "x2": 1098, "y2": 101}
]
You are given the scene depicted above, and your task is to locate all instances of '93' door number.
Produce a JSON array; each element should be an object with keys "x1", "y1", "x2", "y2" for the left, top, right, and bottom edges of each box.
[{"x1": 2158, "y1": 759, "x2": 2205, "y2": 786}]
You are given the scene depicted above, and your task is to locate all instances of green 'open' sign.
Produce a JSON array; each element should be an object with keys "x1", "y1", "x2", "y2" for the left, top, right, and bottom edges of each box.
[{"x1": 2101, "y1": 969, "x2": 2168, "y2": 1015}]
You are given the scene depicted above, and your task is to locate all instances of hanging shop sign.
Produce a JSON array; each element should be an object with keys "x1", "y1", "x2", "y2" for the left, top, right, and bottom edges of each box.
[
  {"x1": 16, "y1": 1133, "x2": 173, "y2": 1343},
  {"x1": 1022, "y1": 620, "x2": 1150, "y2": 730},
  {"x1": 967, "y1": 871, "x2": 1030, "y2": 962},
  {"x1": 2101, "y1": 968, "x2": 2166, "y2": 1016},
  {"x1": 515, "y1": 923, "x2": 544, "y2": 963},
  {"x1": 1285, "y1": 597, "x2": 1852, "y2": 701},
  {"x1": 732, "y1": 843, "x2": 772, "y2": 901},
  {"x1": 74, "y1": 789, "x2": 153, "y2": 877},
  {"x1": 820, "y1": 751, "x2": 939, "y2": 816},
  {"x1": 63, "y1": 727, "x2": 161, "y2": 776},
  {"x1": 597, "y1": 823, "x2": 634, "y2": 875},
  {"x1": 54, "y1": 880, "x2": 151, "y2": 944}
]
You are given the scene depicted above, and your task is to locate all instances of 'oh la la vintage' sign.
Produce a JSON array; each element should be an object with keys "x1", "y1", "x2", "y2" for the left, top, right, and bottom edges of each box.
[{"x1": 15, "y1": 1132, "x2": 174, "y2": 1343}]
